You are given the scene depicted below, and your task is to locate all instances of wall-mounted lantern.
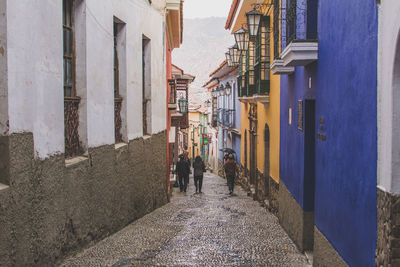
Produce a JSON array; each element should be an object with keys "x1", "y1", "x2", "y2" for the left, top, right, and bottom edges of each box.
[
  {"x1": 224, "y1": 82, "x2": 232, "y2": 95},
  {"x1": 226, "y1": 52, "x2": 233, "y2": 67},
  {"x1": 229, "y1": 44, "x2": 240, "y2": 66},
  {"x1": 234, "y1": 27, "x2": 250, "y2": 52},
  {"x1": 246, "y1": 8, "x2": 262, "y2": 38}
]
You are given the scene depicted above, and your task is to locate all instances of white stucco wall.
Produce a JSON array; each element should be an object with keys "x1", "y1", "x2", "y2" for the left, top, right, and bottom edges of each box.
[
  {"x1": 7, "y1": 0, "x2": 64, "y2": 157},
  {"x1": 0, "y1": 0, "x2": 8, "y2": 136},
  {"x1": 4, "y1": 0, "x2": 167, "y2": 158},
  {"x1": 377, "y1": 0, "x2": 400, "y2": 193}
]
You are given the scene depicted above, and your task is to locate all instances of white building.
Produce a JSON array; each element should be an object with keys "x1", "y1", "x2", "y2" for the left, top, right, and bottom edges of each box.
[
  {"x1": 0, "y1": 0, "x2": 183, "y2": 265},
  {"x1": 377, "y1": 0, "x2": 400, "y2": 265}
]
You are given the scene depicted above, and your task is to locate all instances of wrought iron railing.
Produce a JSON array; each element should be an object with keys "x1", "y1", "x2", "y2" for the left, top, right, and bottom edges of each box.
[
  {"x1": 64, "y1": 97, "x2": 81, "y2": 158},
  {"x1": 115, "y1": 98, "x2": 123, "y2": 143},
  {"x1": 273, "y1": 0, "x2": 280, "y2": 59},
  {"x1": 286, "y1": 0, "x2": 297, "y2": 45}
]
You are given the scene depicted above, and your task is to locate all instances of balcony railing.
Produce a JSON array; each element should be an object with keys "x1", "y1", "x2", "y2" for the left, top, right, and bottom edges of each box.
[
  {"x1": 217, "y1": 108, "x2": 235, "y2": 129},
  {"x1": 64, "y1": 97, "x2": 82, "y2": 158}
]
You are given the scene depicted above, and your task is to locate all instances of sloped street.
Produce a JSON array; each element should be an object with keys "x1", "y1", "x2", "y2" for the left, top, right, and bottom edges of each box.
[{"x1": 60, "y1": 173, "x2": 310, "y2": 267}]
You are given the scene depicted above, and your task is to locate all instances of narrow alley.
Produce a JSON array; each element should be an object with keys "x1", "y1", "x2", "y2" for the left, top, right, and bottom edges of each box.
[{"x1": 60, "y1": 173, "x2": 310, "y2": 267}]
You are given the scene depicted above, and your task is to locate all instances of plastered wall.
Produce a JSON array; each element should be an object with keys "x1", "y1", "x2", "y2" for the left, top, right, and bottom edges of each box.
[{"x1": 3, "y1": 0, "x2": 167, "y2": 158}]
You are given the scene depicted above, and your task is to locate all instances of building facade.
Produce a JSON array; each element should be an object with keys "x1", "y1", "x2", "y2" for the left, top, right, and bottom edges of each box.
[
  {"x1": 205, "y1": 61, "x2": 241, "y2": 177},
  {"x1": 276, "y1": 0, "x2": 378, "y2": 266},
  {"x1": 0, "y1": 0, "x2": 183, "y2": 265},
  {"x1": 376, "y1": 0, "x2": 400, "y2": 265},
  {"x1": 226, "y1": 0, "x2": 281, "y2": 212}
]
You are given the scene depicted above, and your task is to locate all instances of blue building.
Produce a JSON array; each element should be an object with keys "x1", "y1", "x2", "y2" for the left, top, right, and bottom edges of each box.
[
  {"x1": 274, "y1": 0, "x2": 378, "y2": 265},
  {"x1": 205, "y1": 61, "x2": 241, "y2": 173}
]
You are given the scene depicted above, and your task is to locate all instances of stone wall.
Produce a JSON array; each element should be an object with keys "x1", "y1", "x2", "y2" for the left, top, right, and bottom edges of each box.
[
  {"x1": 314, "y1": 226, "x2": 348, "y2": 267},
  {"x1": 0, "y1": 131, "x2": 168, "y2": 266},
  {"x1": 376, "y1": 187, "x2": 400, "y2": 267},
  {"x1": 278, "y1": 181, "x2": 313, "y2": 252}
]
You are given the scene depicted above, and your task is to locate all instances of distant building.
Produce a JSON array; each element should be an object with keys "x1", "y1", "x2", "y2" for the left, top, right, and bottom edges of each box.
[{"x1": 204, "y1": 60, "x2": 241, "y2": 176}]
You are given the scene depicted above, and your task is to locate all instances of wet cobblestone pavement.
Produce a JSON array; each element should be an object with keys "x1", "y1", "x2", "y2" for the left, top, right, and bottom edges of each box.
[{"x1": 60, "y1": 172, "x2": 310, "y2": 267}]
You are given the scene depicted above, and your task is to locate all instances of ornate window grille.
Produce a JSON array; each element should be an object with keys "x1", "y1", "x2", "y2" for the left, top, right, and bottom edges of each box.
[
  {"x1": 63, "y1": 0, "x2": 82, "y2": 158},
  {"x1": 273, "y1": 0, "x2": 280, "y2": 59},
  {"x1": 114, "y1": 22, "x2": 123, "y2": 143},
  {"x1": 286, "y1": 0, "x2": 297, "y2": 45},
  {"x1": 255, "y1": 16, "x2": 270, "y2": 95}
]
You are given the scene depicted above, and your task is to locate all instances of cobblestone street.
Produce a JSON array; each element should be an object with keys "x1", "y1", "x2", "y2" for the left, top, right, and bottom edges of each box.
[{"x1": 60, "y1": 173, "x2": 310, "y2": 267}]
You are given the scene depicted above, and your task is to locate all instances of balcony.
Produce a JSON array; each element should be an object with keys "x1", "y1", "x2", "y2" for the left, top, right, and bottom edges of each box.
[
  {"x1": 281, "y1": 41, "x2": 318, "y2": 67},
  {"x1": 217, "y1": 108, "x2": 235, "y2": 128},
  {"x1": 271, "y1": 59, "x2": 295, "y2": 75}
]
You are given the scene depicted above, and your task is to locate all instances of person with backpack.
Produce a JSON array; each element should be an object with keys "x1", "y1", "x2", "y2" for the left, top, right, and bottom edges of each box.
[
  {"x1": 193, "y1": 156, "x2": 206, "y2": 193},
  {"x1": 224, "y1": 154, "x2": 238, "y2": 195},
  {"x1": 176, "y1": 154, "x2": 190, "y2": 192}
]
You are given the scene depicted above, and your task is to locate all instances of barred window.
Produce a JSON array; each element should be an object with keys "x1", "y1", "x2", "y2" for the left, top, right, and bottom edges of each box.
[
  {"x1": 255, "y1": 16, "x2": 270, "y2": 95},
  {"x1": 63, "y1": 0, "x2": 82, "y2": 158},
  {"x1": 63, "y1": 0, "x2": 75, "y2": 97}
]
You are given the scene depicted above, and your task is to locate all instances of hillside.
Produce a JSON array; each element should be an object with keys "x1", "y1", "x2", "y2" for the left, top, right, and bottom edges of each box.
[{"x1": 172, "y1": 17, "x2": 234, "y2": 104}]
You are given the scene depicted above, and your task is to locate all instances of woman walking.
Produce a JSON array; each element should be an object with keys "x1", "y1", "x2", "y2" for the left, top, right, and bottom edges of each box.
[{"x1": 193, "y1": 156, "x2": 206, "y2": 193}]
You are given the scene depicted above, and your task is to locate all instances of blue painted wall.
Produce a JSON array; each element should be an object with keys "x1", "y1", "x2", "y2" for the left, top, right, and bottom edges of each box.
[
  {"x1": 280, "y1": 65, "x2": 316, "y2": 210},
  {"x1": 280, "y1": 0, "x2": 378, "y2": 266},
  {"x1": 315, "y1": 1, "x2": 377, "y2": 266}
]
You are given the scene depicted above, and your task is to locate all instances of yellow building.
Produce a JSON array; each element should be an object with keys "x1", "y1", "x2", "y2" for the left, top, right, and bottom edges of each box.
[
  {"x1": 226, "y1": 0, "x2": 280, "y2": 212},
  {"x1": 187, "y1": 107, "x2": 209, "y2": 162}
]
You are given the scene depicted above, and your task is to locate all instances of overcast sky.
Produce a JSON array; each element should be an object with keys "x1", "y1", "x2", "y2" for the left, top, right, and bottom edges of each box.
[{"x1": 183, "y1": 0, "x2": 233, "y2": 19}]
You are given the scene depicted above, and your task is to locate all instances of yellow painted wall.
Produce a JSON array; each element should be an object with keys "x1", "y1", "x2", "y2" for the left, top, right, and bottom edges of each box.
[
  {"x1": 188, "y1": 111, "x2": 201, "y2": 160},
  {"x1": 240, "y1": 1, "x2": 281, "y2": 183}
]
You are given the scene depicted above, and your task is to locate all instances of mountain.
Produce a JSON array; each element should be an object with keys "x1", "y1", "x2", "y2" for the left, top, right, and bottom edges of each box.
[{"x1": 172, "y1": 17, "x2": 234, "y2": 104}]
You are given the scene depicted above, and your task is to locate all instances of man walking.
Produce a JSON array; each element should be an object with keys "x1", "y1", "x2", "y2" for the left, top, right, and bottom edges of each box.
[
  {"x1": 176, "y1": 154, "x2": 190, "y2": 192},
  {"x1": 224, "y1": 154, "x2": 238, "y2": 195}
]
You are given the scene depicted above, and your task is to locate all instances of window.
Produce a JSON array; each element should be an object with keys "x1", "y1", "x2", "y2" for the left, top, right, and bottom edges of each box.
[
  {"x1": 286, "y1": 0, "x2": 297, "y2": 45},
  {"x1": 273, "y1": 0, "x2": 280, "y2": 59},
  {"x1": 114, "y1": 20, "x2": 123, "y2": 143},
  {"x1": 255, "y1": 16, "x2": 270, "y2": 95},
  {"x1": 246, "y1": 40, "x2": 256, "y2": 96},
  {"x1": 142, "y1": 36, "x2": 151, "y2": 135},
  {"x1": 63, "y1": 0, "x2": 82, "y2": 158}
]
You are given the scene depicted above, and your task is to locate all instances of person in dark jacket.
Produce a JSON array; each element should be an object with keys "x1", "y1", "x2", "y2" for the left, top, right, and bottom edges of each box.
[
  {"x1": 224, "y1": 154, "x2": 238, "y2": 195},
  {"x1": 193, "y1": 156, "x2": 206, "y2": 193},
  {"x1": 176, "y1": 154, "x2": 190, "y2": 192}
]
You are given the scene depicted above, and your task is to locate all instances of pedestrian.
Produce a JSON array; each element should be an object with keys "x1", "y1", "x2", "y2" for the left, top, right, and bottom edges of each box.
[
  {"x1": 176, "y1": 154, "x2": 190, "y2": 192},
  {"x1": 193, "y1": 155, "x2": 206, "y2": 193},
  {"x1": 224, "y1": 154, "x2": 238, "y2": 195}
]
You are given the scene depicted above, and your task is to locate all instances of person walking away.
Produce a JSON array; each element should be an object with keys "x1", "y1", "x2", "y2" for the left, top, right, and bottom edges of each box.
[
  {"x1": 193, "y1": 156, "x2": 206, "y2": 193},
  {"x1": 224, "y1": 154, "x2": 238, "y2": 195},
  {"x1": 176, "y1": 154, "x2": 190, "y2": 192}
]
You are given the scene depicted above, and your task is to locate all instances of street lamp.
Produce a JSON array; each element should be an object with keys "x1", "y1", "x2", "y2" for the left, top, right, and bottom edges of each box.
[
  {"x1": 246, "y1": 8, "x2": 262, "y2": 38},
  {"x1": 219, "y1": 84, "x2": 225, "y2": 96},
  {"x1": 229, "y1": 44, "x2": 240, "y2": 66},
  {"x1": 178, "y1": 97, "x2": 188, "y2": 115},
  {"x1": 226, "y1": 52, "x2": 233, "y2": 67},
  {"x1": 224, "y1": 82, "x2": 232, "y2": 95},
  {"x1": 234, "y1": 27, "x2": 250, "y2": 52}
]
